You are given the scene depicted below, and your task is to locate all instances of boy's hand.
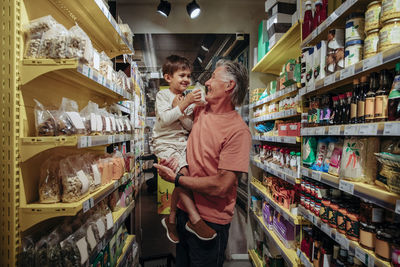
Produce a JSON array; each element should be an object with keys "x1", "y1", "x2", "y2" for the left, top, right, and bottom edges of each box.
[
  {"x1": 172, "y1": 94, "x2": 184, "y2": 108},
  {"x1": 185, "y1": 89, "x2": 202, "y2": 105}
]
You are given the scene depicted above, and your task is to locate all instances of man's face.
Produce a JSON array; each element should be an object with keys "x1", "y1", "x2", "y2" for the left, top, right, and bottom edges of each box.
[
  {"x1": 204, "y1": 66, "x2": 233, "y2": 103},
  {"x1": 165, "y1": 68, "x2": 191, "y2": 93}
]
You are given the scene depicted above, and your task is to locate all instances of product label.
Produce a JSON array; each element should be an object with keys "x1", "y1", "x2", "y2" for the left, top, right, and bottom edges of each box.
[
  {"x1": 96, "y1": 115, "x2": 103, "y2": 132},
  {"x1": 350, "y1": 103, "x2": 357, "y2": 119},
  {"x1": 76, "y1": 170, "x2": 89, "y2": 194},
  {"x1": 372, "y1": 208, "x2": 384, "y2": 223},
  {"x1": 90, "y1": 113, "x2": 97, "y2": 131},
  {"x1": 96, "y1": 219, "x2": 106, "y2": 238},
  {"x1": 375, "y1": 95, "x2": 388, "y2": 118},
  {"x1": 66, "y1": 112, "x2": 85, "y2": 129},
  {"x1": 76, "y1": 237, "x2": 89, "y2": 265},
  {"x1": 110, "y1": 116, "x2": 116, "y2": 131},
  {"x1": 365, "y1": 98, "x2": 375, "y2": 119},
  {"x1": 105, "y1": 117, "x2": 111, "y2": 132},
  {"x1": 357, "y1": 100, "x2": 365, "y2": 118},
  {"x1": 106, "y1": 212, "x2": 114, "y2": 230},
  {"x1": 91, "y1": 164, "x2": 101, "y2": 185},
  {"x1": 87, "y1": 225, "x2": 97, "y2": 250},
  {"x1": 364, "y1": 35, "x2": 379, "y2": 55}
]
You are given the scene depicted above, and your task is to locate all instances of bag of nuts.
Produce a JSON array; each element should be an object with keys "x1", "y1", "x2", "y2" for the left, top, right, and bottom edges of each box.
[
  {"x1": 23, "y1": 15, "x2": 57, "y2": 58},
  {"x1": 33, "y1": 99, "x2": 58, "y2": 136},
  {"x1": 60, "y1": 155, "x2": 90, "y2": 203},
  {"x1": 39, "y1": 156, "x2": 62, "y2": 203},
  {"x1": 38, "y1": 22, "x2": 69, "y2": 59},
  {"x1": 66, "y1": 24, "x2": 93, "y2": 64}
]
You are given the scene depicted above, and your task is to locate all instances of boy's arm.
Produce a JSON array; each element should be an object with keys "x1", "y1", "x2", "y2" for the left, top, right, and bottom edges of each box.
[
  {"x1": 178, "y1": 104, "x2": 194, "y2": 131},
  {"x1": 156, "y1": 92, "x2": 184, "y2": 128}
]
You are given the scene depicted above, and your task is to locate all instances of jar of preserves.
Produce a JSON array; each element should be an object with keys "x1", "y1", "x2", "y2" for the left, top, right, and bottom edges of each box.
[
  {"x1": 346, "y1": 207, "x2": 360, "y2": 242},
  {"x1": 328, "y1": 199, "x2": 339, "y2": 228},
  {"x1": 314, "y1": 198, "x2": 321, "y2": 216},
  {"x1": 375, "y1": 225, "x2": 394, "y2": 261},
  {"x1": 320, "y1": 199, "x2": 331, "y2": 223},
  {"x1": 345, "y1": 40, "x2": 364, "y2": 67},
  {"x1": 359, "y1": 200, "x2": 384, "y2": 224},
  {"x1": 365, "y1": 1, "x2": 382, "y2": 32},
  {"x1": 379, "y1": 18, "x2": 400, "y2": 52},
  {"x1": 310, "y1": 196, "x2": 315, "y2": 213},
  {"x1": 381, "y1": 0, "x2": 400, "y2": 23},
  {"x1": 359, "y1": 222, "x2": 376, "y2": 250},
  {"x1": 337, "y1": 204, "x2": 348, "y2": 234},
  {"x1": 346, "y1": 13, "x2": 365, "y2": 42},
  {"x1": 364, "y1": 29, "x2": 380, "y2": 58}
]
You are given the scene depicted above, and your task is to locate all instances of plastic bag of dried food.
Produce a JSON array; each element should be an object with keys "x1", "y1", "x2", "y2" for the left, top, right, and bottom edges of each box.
[
  {"x1": 311, "y1": 138, "x2": 330, "y2": 171},
  {"x1": 84, "y1": 217, "x2": 103, "y2": 252},
  {"x1": 71, "y1": 154, "x2": 96, "y2": 193},
  {"x1": 82, "y1": 153, "x2": 101, "y2": 191},
  {"x1": 60, "y1": 155, "x2": 90, "y2": 202},
  {"x1": 39, "y1": 156, "x2": 62, "y2": 203},
  {"x1": 56, "y1": 97, "x2": 86, "y2": 136},
  {"x1": 322, "y1": 138, "x2": 338, "y2": 173},
  {"x1": 60, "y1": 232, "x2": 84, "y2": 266},
  {"x1": 80, "y1": 101, "x2": 101, "y2": 135},
  {"x1": 99, "y1": 108, "x2": 112, "y2": 135},
  {"x1": 35, "y1": 235, "x2": 49, "y2": 266},
  {"x1": 34, "y1": 99, "x2": 57, "y2": 136},
  {"x1": 18, "y1": 236, "x2": 35, "y2": 267},
  {"x1": 38, "y1": 22, "x2": 69, "y2": 59},
  {"x1": 111, "y1": 151, "x2": 126, "y2": 180},
  {"x1": 302, "y1": 137, "x2": 317, "y2": 166},
  {"x1": 46, "y1": 228, "x2": 63, "y2": 267},
  {"x1": 23, "y1": 15, "x2": 57, "y2": 58},
  {"x1": 66, "y1": 24, "x2": 93, "y2": 64},
  {"x1": 328, "y1": 140, "x2": 343, "y2": 176},
  {"x1": 116, "y1": 70, "x2": 127, "y2": 91}
]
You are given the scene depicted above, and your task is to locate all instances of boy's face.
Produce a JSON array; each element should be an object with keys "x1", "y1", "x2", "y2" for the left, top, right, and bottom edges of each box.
[{"x1": 165, "y1": 68, "x2": 191, "y2": 93}]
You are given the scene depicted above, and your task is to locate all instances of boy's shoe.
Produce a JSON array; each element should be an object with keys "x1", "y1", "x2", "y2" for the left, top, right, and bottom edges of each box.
[
  {"x1": 185, "y1": 219, "x2": 217, "y2": 241},
  {"x1": 161, "y1": 218, "x2": 179, "y2": 243}
]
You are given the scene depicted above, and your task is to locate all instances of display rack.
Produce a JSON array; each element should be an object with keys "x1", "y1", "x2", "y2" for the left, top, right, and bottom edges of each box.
[
  {"x1": 250, "y1": 86, "x2": 298, "y2": 109},
  {"x1": 248, "y1": 249, "x2": 263, "y2": 267},
  {"x1": 251, "y1": 158, "x2": 300, "y2": 185},
  {"x1": 253, "y1": 135, "x2": 300, "y2": 145},
  {"x1": 251, "y1": 108, "x2": 299, "y2": 123},
  {"x1": 116, "y1": 235, "x2": 138, "y2": 267}
]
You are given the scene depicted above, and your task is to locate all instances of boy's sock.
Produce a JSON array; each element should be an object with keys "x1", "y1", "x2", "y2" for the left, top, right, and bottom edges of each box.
[
  {"x1": 161, "y1": 218, "x2": 179, "y2": 243},
  {"x1": 185, "y1": 219, "x2": 217, "y2": 241}
]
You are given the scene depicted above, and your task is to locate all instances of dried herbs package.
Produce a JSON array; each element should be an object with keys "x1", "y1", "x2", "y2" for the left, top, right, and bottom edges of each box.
[
  {"x1": 302, "y1": 137, "x2": 317, "y2": 166},
  {"x1": 23, "y1": 15, "x2": 57, "y2": 58},
  {"x1": 39, "y1": 156, "x2": 62, "y2": 203},
  {"x1": 57, "y1": 97, "x2": 86, "y2": 136},
  {"x1": 66, "y1": 24, "x2": 93, "y2": 64},
  {"x1": 18, "y1": 236, "x2": 35, "y2": 267},
  {"x1": 60, "y1": 155, "x2": 90, "y2": 203},
  {"x1": 34, "y1": 99, "x2": 57, "y2": 136}
]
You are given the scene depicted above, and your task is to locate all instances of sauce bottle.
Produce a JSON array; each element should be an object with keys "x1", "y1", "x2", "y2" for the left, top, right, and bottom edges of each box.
[
  {"x1": 351, "y1": 79, "x2": 360, "y2": 124},
  {"x1": 357, "y1": 75, "x2": 368, "y2": 123},
  {"x1": 302, "y1": 1, "x2": 314, "y2": 40},
  {"x1": 365, "y1": 72, "x2": 379, "y2": 123},
  {"x1": 375, "y1": 69, "x2": 391, "y2": 122},
  {"x1": 313, "y1": 0, "x2": 323, "y2": 29},
  {"x1": 338, "y1": 94, "x2": 347, "y2": 124},
  {"x1": 330, "y1": 96, "x2": 340, "y2": 125},
  {"x1": 345, "y1": 92, "x2": 353, "y2": 124},
  {"x1": 389, "y1": 62, "x2": 400, "y2": 121}
]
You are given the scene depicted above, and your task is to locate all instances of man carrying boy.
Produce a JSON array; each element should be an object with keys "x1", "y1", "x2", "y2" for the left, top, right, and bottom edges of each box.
[{"x1": 155, "y1": 59, "x2": 251, "y2": 267}]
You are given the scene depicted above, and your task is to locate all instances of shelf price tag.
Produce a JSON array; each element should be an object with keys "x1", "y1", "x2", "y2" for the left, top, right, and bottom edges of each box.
[
  {"x1": 315, "y1": 127, "x2": 326, "y2": 135},
  {"x1": 321, "y1": 223, "x2": 331, "y2": 236},
  {"x1": 335, "y1": 233, "x2": 350, "y2": 250},
  {"x1": 78, "y1": 136, "x2": 87, "y2": 148},
  {"x1": 384, "y1": 122, "x2": 400, "y2": 136},
  {"x1": 87, "y1": 136, "x2": 92, "y2": 147},
  {"x1": 312, "y1": 171, "x2": 322, "y2": 181},
  {"x1": 340, "y1": 65, "x2": 355, "y2": 80},
  {"x1": 355, "y1": 247, "x2": 368, "y2": 265},
  {"x1": 301, "y1": 168, "x2": 309, "y2": 177},
  {"x1": 328, "y1": 126, "x2": 341, "y2": 135},
  {"x1": 363, "y1": 53, "x2": 383, "y2": 71},
  {"x1": 108, "y1": 135, "x2": 113, "y2": 144},
  {"x1": 344, "y1": 125, "x2": 359, "y2": 135},
  {"x1": 83, "y1": 199, "x2": 91, "y2": 213},
  {"x1": 339, "y1": 180, "x2": 354, "y2": 195},
  {"x1": 358, "y1": 124, "x2": 378, "y2": 135},
  {"x1": 324, "y1": 74, "x2": 336, "y2": 86}
]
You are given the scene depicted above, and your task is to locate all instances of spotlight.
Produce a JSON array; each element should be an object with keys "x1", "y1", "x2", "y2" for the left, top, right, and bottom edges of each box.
[
  {"x1": 201, "y1": 45, "x2": 209, "y2": 52},
  {"x1": 197, "y1": 57, "x2": 203, "y2": 63},
  {"x1": 157, "y1": 0, "x2": 171, "y2": 17},
  {"x1": 186, "y1": 0, "x2": 201, "y2": 19}
]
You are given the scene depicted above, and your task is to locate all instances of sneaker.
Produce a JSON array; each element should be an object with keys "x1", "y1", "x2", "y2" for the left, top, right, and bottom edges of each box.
[
  {"x1": 185, "y1": 219, "x2": 217, "y2": 241},
  {"x1": 161, "y1": 218, "x2": 179, "y2": 243}
]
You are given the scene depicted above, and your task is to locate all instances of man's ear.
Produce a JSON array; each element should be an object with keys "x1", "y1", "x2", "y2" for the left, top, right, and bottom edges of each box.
[
  {"x1": 224, "y1": 80, "x2": 236, "y2": 92},
  {"x1": 164, "y1": 73, "x2": 172, "y2": 83}
]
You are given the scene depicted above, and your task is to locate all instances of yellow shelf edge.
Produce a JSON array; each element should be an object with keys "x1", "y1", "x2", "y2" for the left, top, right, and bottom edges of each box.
[
  {"x1": 249, "y1": 249, "x2": 263, "y2": 267},
  {"x1": 116, "y1": 235, "x2": 136, "y2": 267}
]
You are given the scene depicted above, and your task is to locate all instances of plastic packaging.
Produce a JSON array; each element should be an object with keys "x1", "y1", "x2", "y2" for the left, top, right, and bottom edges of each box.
[
  {"x1": 80, "y1": 101, "x2": 101, "y2": 135},
  {"x1": 311, "y1": 138, "x2": 330, "y2": 171},
  {"x1": 23, "y1": 15, "x2": 57, "y2": 58},
  {"x1": 60, "y1": 227, "x2": 88, "y2": 266},
  {"x1": 60, "y1": 155, "x2": 90, "y2": 202},
  {"x1": 57, "y1": 97, "x2": 86, "y2": 136},
  {"x1": 39, "y1": 156, "x2": 62, "y2": 203},
  {"x1": 34, "y1": 99, "x2": 57, "y2": 136},
  {"x1": 83, "y1": 153, "x2": 102, "y2": 190},
  {"x1": 47, "y1": 228, "x2": 64, "y2": 267},
  {"x1": 70, "y1": 154, "x2": 96, "y2": 193},
  {"x1": 18, "y1": 236, "x2": 35, "y2": 267},
  {"x1": 323, "y1": 138, "x2": 338, "y2": 173},
  {"x1": 302, "y1": 137, "x2": 317, "y2": 166},
  {"x1": 328, "y1": 142, "x2": 343, "y2": 176},
  {"x1": 66, "y1": 24, "x2": 93, "y2": 64},
  {"x1": 38, "y1": 22, "x2": 69, "y2": 59}
]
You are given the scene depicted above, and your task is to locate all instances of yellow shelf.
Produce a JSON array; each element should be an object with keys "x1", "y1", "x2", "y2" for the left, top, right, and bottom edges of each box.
[
  {"x1": 20, "y1": 134, "x2": 134, "y2": 162},
  {"x1": 251, "y1": 178, "x2": 303, "y2": 225},
  {"x1": 252, "y1": 212, "x2": 299, "y2": 267},
  {"x1": 116, "y1": 235, "x2": 136, "y2": 267},
  {"x1": 23, "y1": 0, "x2": 133, "y2": 58},
  {"x1": 252, "y1": 22, "x2": 301, "y2": 75},
  {"x1": 251, "y1": 158, "x2": 300, "y2": 185},
  {"x1": 249, "y1": 249, "x2": 263, "y2": 267},
  {"x1": 19, "y1": 172, "x2": 133, "y2": 231}
]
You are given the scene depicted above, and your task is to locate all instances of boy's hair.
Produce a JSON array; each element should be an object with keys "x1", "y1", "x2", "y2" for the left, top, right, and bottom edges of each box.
[{"x1": 162, "y1": 55, "x2": 191, "y2": 76}]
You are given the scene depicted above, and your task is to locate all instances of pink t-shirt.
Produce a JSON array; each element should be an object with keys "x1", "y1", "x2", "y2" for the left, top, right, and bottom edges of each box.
[{"x1": 179, "y1": 106, "x2": 251, "y2": 225}]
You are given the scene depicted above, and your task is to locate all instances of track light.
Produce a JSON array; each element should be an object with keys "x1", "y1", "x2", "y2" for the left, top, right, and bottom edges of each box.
[
  {"x1": 197, "y1": 57, "x2": 203, "y2": 63},
  {"x1": 186, "y1": 0, "x2": 201, "y2": 19},
  {"x1": 201, "y1": 45, "x2": 209, "y2": 52},
  {"x1": 157, "y1": 0, "x2": 171, "y2": 17}
]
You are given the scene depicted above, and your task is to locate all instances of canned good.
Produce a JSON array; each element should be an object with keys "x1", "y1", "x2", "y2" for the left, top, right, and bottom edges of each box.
[
  {"x1": 379, "y1": 18, "x2": 400, "y2": 52},
  {"x1": 346, "y1": 13, "x2": 365, "y2": 42},
  {"x1": 364, "y1": 29, "x2": 380, "y2": 58},
  {"x1": 382, "y1": 0, "x2": 400, "y2": 23},
  {"x1": 366, "y1": 1, "x2": 382, "y2": 32},
  {"x1": 345, "y1": 40, "x2": 364, "y2": 67}
]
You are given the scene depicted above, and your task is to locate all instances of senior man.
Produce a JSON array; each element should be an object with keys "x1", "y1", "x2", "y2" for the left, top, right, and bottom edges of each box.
[{"x1": 155, "y1": 59, "x2": 251, "y2": 267}]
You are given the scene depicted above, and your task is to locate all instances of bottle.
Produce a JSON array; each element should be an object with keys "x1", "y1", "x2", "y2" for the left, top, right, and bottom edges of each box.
[
  {"x1": 338, "y1": 94, "x2": 347, "y2": 124},
  {"x1": 375, "y1": 69, "x2": 391, "y2": 122},
  {"x1": 330, "y1": 96, "x2": 339, "y2": 125},
  {"x1": 351, "y1": 79, "x2": 360, "y2": 124},
  {"x1": 313, "y1": 0, "x2": 323, "y2": 29},
  {"x1": 321, "y1": 0, "x2": 328, "y2": 22},
  {"x1": 365, "y1": 72, "x2": 379, "y2": 123},
  {"x1": 389, "y1": 62, "x2": 400, "y2": 121},
  {"x1": 346, "y1": 92, "x2": 353, "y2": 124},
  {"x1": 357, "y1": 75, "x2": 368, "y2": 123},
  {"x1": 302, "y1": 1, "x2": 314, "y2": 40}
]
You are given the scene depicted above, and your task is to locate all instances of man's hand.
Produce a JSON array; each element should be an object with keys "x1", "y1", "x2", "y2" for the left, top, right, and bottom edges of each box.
[
  {"x1": 172, "y1": 94, "x2": 184, "y2": 108},
  {"x1": 154, "y1": 163, "x2": 176, "y2": 183},
  {"x1": 159, "y1": 157, "x2": 179, "y2": 172}
]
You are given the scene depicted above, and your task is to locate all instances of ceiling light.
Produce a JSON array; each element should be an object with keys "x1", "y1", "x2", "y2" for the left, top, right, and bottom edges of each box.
[
  {"x1": 186, "y1": 0, "x2": 201, "y2": 19},
  {"x1": 201, "y1": 45, "x2": 209, "y2": 52},
  {"x1": 157, "y1": 0, "x2": 171, "y2": 17},
  {"x1": 197, "y1": 57, "x2": 203, "y2": 63}
]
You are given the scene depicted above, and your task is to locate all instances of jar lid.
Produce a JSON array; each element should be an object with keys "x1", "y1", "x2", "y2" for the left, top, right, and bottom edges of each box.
[
  {"x1": 347, "y1": 12, "x2": 365, "y2": 20},
  {"x1": 385, "y1": 18, "x2": 400, "y2": 24},
  {"x1": 366, "y1": 29, "x2": 380, "y2": 35},
  {"x1": 346, "y1": 39, "x2": 364, "y2": 46},
  {"x1": 367, "y1": 1, "x2": 381, "y2": 9}
]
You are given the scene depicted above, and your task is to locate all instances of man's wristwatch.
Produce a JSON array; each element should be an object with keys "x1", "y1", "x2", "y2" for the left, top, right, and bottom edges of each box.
[{"x1": 175, "y1": 172, "x2": 183, "y2": 187}]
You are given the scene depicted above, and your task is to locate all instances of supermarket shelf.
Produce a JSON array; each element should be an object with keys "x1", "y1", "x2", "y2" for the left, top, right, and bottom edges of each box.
[
  {"x1": 251, "y1": 109, "x2": 299, "y2": 123},
  {"x1": 251, "y1": 158, "x2": 300, "y2": 185},
  {"x1": 297, "y1": 249, "x2": 313, "y2": 267},
  {"x1": 251, "y1": 178, "x2": 302, "y2": 225},
  {"x1": 24, "y1": 0, "x2": 134, "y2": 58},
  {"x1": 117, "y1": 103, "x2": 132, "y2": 114},
  {"x1": 299, "y1": 206, "x2": 390, "y2": 267},
  {"x1": 89, "y1": 200, "x2": 136, "y2": 263},
  {"x1": 252, "y1": 22, "x2": 301, "y2": 75},
  {"x1": 250, "y1": 86, "x2": 298, "y2": 109},
  {"x1": 251, "y1": 211, "x2": 299, "y2": 267},
  {"x1": 301, "y1": 122, "x2": 400, "y2": 137},
  {"x1": 253, "y1": 135, "x2": 300, "y2": 144},
  {"x1": 300, "y1": 167, "x2": 399, "y2": 212},
  {"x1": 301, "y1": 0, "x2": 370, "y2": 47},
  {"x1": 116, "y1": 235, "x2": 136, "y2": 267},
  {"x1": 302, "y1": 46, "x2": 400, "y2": 97},
  {"x1": 20, "y1": 134, "x2": 134, "y2": 162},
  {"x1": 248, "y1": 249, "x2": 263, "y2": 267},
  {"x1": 19, "y1": 172, "x2": 134, "y2": 231},
  {"x1": 21, "y1": 59, "x2": 132, "y2": 100}
]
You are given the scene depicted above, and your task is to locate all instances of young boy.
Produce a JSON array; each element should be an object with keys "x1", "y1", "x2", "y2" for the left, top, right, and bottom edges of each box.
[{"x1": 152, "y1": 55, "x2": 217, "y2": 243}]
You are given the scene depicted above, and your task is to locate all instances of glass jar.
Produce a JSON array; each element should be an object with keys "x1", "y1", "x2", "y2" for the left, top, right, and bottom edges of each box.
[
  {"x1": 360, "y1": 200, "x2": 384, "y2": 224},
  {"x1": 310, "y1": 196, "x2": 315, "y2": 213},
  {"x1": 316, "y1": 183, "x2": 329, "y2": 199},
  {"x1": 346, "y1": 208, "x2": 360, "y2": 242},
  {"x1": 305, "y1": 194, "x2": 311, "y2": 210},
  {"x1": 320, "y1": 199, "x2": 331, "y2": 223},
  {"x1": 314, "y1": 198, "x2": 322, "y2": 216},
  {"x1": 381, "y1": 0, "x2": 400, "y2": 23},
  {"x1": 364, "y1": 29, "x2": 380, "y2": 59},
  {"x1": 375, "y1": 225, "x2": 393, "y2": 261},
  {"x1": 337, "y1": 204, "x2": 348, "y2": 234},
  {"x1": 359, "y1": 222, "x2": 376, "y2": 250},
  {"x1": 328, "y1": 200, "x2": 339, "y2": 228},
  {"x1": 365, "y1": 1, "x2": 382, "y2": 31},
  {"x1": 379, "y1": 18, "x2": 400, "y2": 52},
  {"x1": 346, "y1": 13, "x2": 366, "y2": 42},
  {"x1": 345, "y1": 40, "x2": 364, "y2": 67},
  {"x1": 300, "y1": 193, "x2": 305, "y2": 207}
]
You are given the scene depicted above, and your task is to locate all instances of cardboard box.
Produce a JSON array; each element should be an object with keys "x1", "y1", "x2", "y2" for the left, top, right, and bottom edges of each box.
[
  {"x1": 288, "y1": 122, "x2": 301, "y2": 136},
  {"x1": 267, "y1": 2, "x2": 296, "y2": 17},
  {"x1": 267, "y1": 23, "x2": 292, "y2": 39},
  {"x1": 265, "y1": 0, "x2": 296, "y2": 13},
  {"x1": 267, "y1": 13, "x2": 293, "y2": 29},
  {"x1": 278, "y1": 123, "x2": 289, "y2": 136}
]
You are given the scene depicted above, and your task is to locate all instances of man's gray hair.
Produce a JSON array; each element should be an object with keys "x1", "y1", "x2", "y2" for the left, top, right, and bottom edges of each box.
[{"x1": 215, "y1": 59, "x2": 249, "y2": 107}]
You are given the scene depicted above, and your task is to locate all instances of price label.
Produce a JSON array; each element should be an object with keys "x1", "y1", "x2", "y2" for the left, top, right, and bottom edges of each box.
[
  {"x1": 312, "y1": 171, "x2": 322, "y2": 181},
  {"x1": 300, "y1": 251, "x2": 313, "y2": 267},
  {"x1": 340, "y1": 65, "x2": 355, "y2": 80},
  {"x1": 339, "y1": 180, "x2": 355, "y2": 195},
  {"x1": 363, "y1": 53, "x2": 383, "y2": 71},
  {"x1": 311, "y1": 30, "x2": 318, "y2": 40},
  {"x1": 87, "y1": 136, "x2": 92, "y2": 147},
  {"x1": 355, "y1": 247, "x2": 368, "y2": 265},
  {"x1": 315, "y1": 127, "x2": 326, "y2": 135},
  {"x1": 307, "y1": 84, "x2": 315, "y2": 93},
  {"x1": 308, "y1": 127, "x2": 316, "y2": 135},
  {"x1": 395, "y1": 200, "x2": 400, "y2": 214},
  {"x1": 78, "y1": 136, "x2": 87, "y2": 148},
  {"x1": 324, "y1": 74, "x2": 336, "y2": 86},
  {"x1": 384, "y1": 122, "x2": 400, "y2": 136},
  {"x1": 301, "y1": 168, "x2": 309, "y2": 177},
  {"x1": 328, "y1": 126, "x2": 341, "y2": 135},
  {"x1": 344, "y1": 125, "x2": 359, "y2": 135},
  {"x1": 108, "y1": 135, "x2": 113, "y2": 144},
  {"x1": 335, "y1": 233, "x2": 350, "y2": 250},
  {"x1": 321, "y1": 223, "x2": 331, "y2": 236},
  {"x1": 83, "y1": 199, "x2": 91, "y2": 213},
  {"x1": 358, "y1": 124, "x2": 378, "y2": 135}
]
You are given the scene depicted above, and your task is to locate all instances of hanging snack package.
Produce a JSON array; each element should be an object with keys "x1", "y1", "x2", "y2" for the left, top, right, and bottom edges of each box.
[
  {"x1": 322, "y1": 138, "x2": 338, "y2": 173},
  {"x1": 33, "y1": 99, "x2": 57, "y2": 136},
  {"x1": 18, "y1": 236, "x2": 35, "y2": 267},
  {"x1": 328, "y1": 140, "x2": 344, "y2": 176},
  {"x1": 80, "y1": 101, "x2": 100, "y2": 135},
  {"x1": 66, "y1": 24, "x2": 93, "y2": 64},
  {"x1": 302, "y1": 137, "x2": 317, "y2": 166},
  {"x1": 38, "y1": 22, "x2": 69, "y2": 59},
  {"x1": 39, "y1": 156, "x2": 62, "y2": 203},
  {"x1": 23, "y1": 15, "x2": 57, "y2": 58},
  {"x1": 60, "y1": 155, "x2": 90, "y2": 202},
  {"x1": 57, "y1": 97, "x2": 86, "y2": 136},
  {"x1": 311, "y1": 138, "x2": 330, "y2": 171}
]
